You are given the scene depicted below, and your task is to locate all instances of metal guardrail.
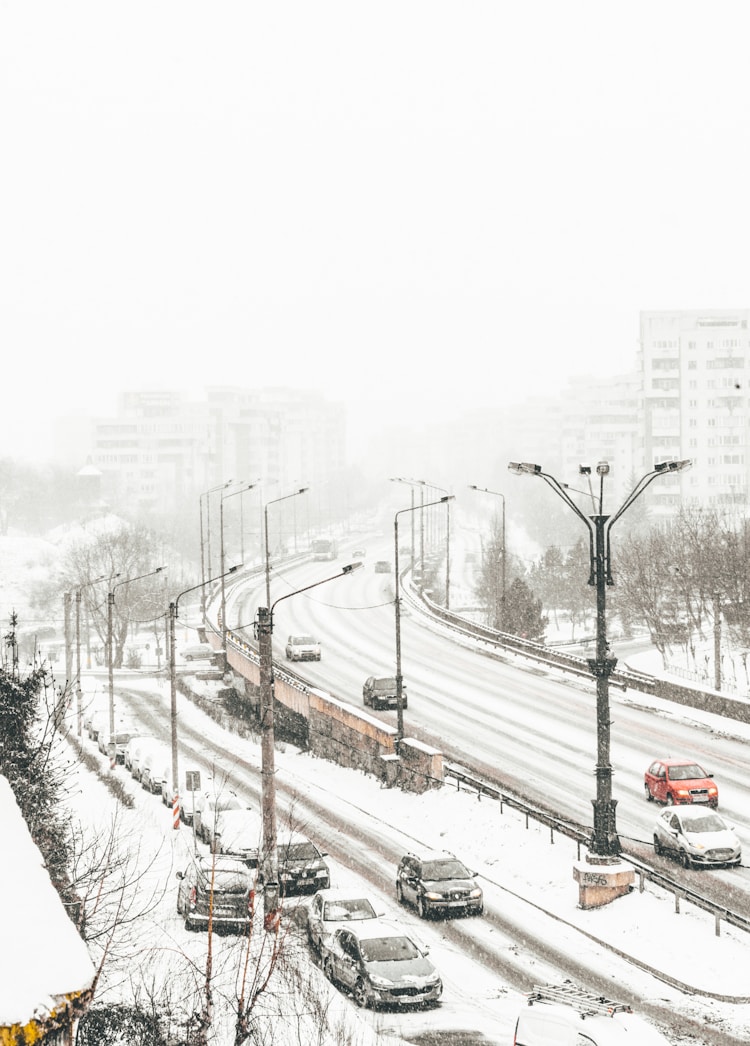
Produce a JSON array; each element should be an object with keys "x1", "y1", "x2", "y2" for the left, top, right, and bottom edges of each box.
[{"x1": 444, "y1": 762, "x2": 750, "y2": 938}]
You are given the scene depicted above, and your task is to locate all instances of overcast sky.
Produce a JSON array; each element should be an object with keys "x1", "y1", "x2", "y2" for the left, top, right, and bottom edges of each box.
[{"x1": 2, "y1": 2, "x2": 749, "y2": 460}]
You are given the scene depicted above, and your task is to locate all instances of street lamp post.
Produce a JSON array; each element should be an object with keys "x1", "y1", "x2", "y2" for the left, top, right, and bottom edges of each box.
[
  {"x1": 508, "y1": 458, "x2": 691, "y2": 859},
  {"x1": 168, "y1": 566, "x2": 238, "y2": 829},
  {"x1": 200, "y1": 480, "x2": 233, "y2": 619},
  {"x1": 107, "y1": 566, "x2": 165, "y2": 769},
  {"x1": 394, "y1": 495, "x2": 454, "y2": 745},
  {"x1": 220, "y1": 482, "x2": 256, "y2": 654},
  {"x1": 255, "y1": 561, "x2": 361, "y2": 930},
  {"x1": 74, "y1": 574, "x2": 109, "y2": 735},
  {"x1": 469, "y1": 485, "x2": 506, "y2": 632},
  {"x1": 264, "y1": 488, "x2": 309, "y2": 610},
  {"x1": 418, "y1": 480, "x2": 451, "y2": 608}
]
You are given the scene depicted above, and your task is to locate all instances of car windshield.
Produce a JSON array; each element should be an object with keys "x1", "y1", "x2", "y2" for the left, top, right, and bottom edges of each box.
[
  {"x1": 360, "y1": 935, "x2": 419, "y2": 963},
  {"x1": 324, "y1": 898, "x2": 376, "y2": 922},
  {"x1": 280, "y1": 842, "x2": 318, "y2": 862},
  {"x1": 683, "y1": 813, "x2": 726, "y2": 833},
  {"x1": 375, "y1": 678, "x2": 397, "y2": 688},
  {"x1": 422, "y1": 859, "x2": 470, "y2": 880},
  {"x1": 669, "y1": 763, "x2": 706, "y2": 780},
  {"x1": 293, "y1": 636, "x2": 315, "y2": 644}
]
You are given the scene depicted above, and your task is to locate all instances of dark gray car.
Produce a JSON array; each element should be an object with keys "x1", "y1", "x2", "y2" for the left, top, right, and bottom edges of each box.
[{"x1": 175, "y1": 853, "x2": 253, "y2": 932}]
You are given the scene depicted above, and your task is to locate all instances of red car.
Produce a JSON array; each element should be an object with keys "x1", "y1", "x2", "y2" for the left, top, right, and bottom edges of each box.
[{"x1": 644, "y1": 758, "x2": 718, "y2": 808}]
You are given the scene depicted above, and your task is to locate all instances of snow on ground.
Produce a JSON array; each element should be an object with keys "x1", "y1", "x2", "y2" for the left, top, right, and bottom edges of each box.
[{"x1": 52, "y1": 668, "x2": 750, "y2": 1046}]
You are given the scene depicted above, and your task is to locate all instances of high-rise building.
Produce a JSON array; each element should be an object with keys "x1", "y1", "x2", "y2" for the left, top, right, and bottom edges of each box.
[{"x1": 639, "y1": 309, "x2": 750, "y2": 513}]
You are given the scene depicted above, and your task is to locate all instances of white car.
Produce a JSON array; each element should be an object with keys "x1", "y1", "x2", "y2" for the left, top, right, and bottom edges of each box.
[
  {"x1": 306, "y1": 888, "x2": 384, "y2": 957},
  {"x1": 140, "y1": 745, "x2": 172, "y2": 794},
  {"x1": 653, "y1": 806, "x2": 742, "y2": 868},
  {"x1": 285, "y1": 635, "x2": 321, "y2": 662},
  {"x1": 212, "y1": 808, "x2": 262, "y2": 865},
  {"x1": 193, "y1": 787, "x2": 245, "y2": 844}
]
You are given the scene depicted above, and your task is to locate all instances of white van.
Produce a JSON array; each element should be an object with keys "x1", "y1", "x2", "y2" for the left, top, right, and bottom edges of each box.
[{"x1": 513, "y1": 983, "x2": 672, "y2": 1046}]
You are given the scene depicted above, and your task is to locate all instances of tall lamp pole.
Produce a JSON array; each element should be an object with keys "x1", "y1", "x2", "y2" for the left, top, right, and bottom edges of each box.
[
  {"x1": 394, "y1": 495, "x2": 454, "y2": 745},
  {"x1": 264, "y1": 488, "x2": 309, "y2": 610},
  {"x1": 256, "y1": 561, "x2": 361, "y2": 930},
  {"x1": 168, "y1": 566, "x2": 238, "y2": 828},
  {"x1": 200, "y1": 480, "x2": 232, "y2": 619},
  {"x1": 418, "y1": 479, "x2": 451, "y2": 608},
  {"x1": 74, "y1": 574, "x2": 109, "y2": 735},
  {"x1": 220, "y1": 482, "x2": 256, "y2": 653},
  {"x1": 469, "y1": 484, "x2": 506, "y2": 632},
  {"x1": 107, "y1": 566, "x2": 165, "y2": 769},
  {"x1": 508, "y1": 458, "x2": 691, "y2": 858}
]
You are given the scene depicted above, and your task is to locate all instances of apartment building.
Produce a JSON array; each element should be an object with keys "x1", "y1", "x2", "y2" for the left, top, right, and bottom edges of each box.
[
  {"x1": 86, "y1": 386, "x2": 347, "y2": 522},
  {"x1": 640, "y1": 309, "x2": 750, "y2": 513}
]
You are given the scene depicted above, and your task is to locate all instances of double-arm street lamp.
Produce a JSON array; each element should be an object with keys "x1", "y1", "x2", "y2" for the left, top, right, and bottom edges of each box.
[
  {"x1": 508, "y1": 458, "x2": 692, "y2": 859},
  {"x1": 264, "y1": 488, "x2": 309, "y2": 609},
  {"x1": 107, "y1": 566, "x2": 166, "y2": 769},
  {"x1": 220, "y1": 482, "x2": 257, "y2": 654},
  {"x1": 394, "y1": 495, "x2": 454, "y2": 745},
  {"x1": 168, "y1": 566, "x2": 239, "y2": 828},
  {"x1": 255, "y1": 560, "x2": 362, "y2": 930},
  {"x1": 469, "y1": 484, "x2": 507, "y2": 632}
]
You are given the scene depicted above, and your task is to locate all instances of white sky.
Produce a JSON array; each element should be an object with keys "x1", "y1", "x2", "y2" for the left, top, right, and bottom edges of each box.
[{"x1": 3, "y1": 3, "x2": 750, "y2": 458}]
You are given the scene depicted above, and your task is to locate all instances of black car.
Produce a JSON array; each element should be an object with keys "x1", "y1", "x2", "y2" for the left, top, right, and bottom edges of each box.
[
  {"x1": 277, "y1": 835, "x2": 330, "y2": 896},
  {"x1": 396, "y1": 849, "x2": 483, "y2": 919},
  {"x1": 363, "y1": 676, "x2": 407, "y2": 710},
  {"x1": 175, "y1": 853, "x2": 253, "y2": 933}
]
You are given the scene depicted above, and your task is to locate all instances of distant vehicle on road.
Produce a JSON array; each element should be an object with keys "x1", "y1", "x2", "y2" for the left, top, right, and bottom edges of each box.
[
  {"x1": 644, "y1": 758, "x2": 718, "y2": 808},
  {"x1": 285, "y1": 635, "x2": 321, "y2": 661},
  {"x1": 374, "y1": 560, "x2": 391, "y2": 573},
  {"x1": 362, "y1": 676, "x2": 406, "y2": 710},
  {"x1": 181, "y1": 643, "x2": 216, "y2": 662},
  {"x1": 311, "y1": 538, "x2": 337, "y2": 561}
]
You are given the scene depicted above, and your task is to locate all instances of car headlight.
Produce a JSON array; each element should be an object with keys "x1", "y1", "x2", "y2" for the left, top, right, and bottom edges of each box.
[
  {"x1": 368, "y1": 974, "x2": 395, "y2": 989},
  {"x1": 424, "y1": 891, "x2": 443, "y2": 901},
  {"x1": 675, "y1": 788, "x2": 690, "y2": 796},
  {"x1": 708, "y1": 787, "x2": 718, "y2": 795},
  {"x1": 315, "y1": 869, "x2": 328, "y2": 878},
  {"x1": 469, "y1": 888, "x2": 483, "y2": 899}
]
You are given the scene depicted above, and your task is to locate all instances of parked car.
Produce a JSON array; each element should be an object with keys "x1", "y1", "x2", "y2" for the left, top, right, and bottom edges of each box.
[
  {"x1": 653, "y1": 806, "x2": 741, "y2": 868},
  {"x1": 83, "y1": 698, "x2": 108, "y2": 739},
  {"x1": 97, "y1": 718, "x2": 138, "y2": 761},
  {"x1": 644, "y1": 758, "x2": 719, "y2": 807},
  {"x1": 193, "y1": 787, "x2": 245, "y2": 844},
  {"x1": 161, "y1": 759, "x2": 202, "y2": 809},
  {"x1": 140, "y1": 745, "x2": 172, "y2": 794},
  {"x1": 124, "y1": 734, "x2": 156, "y2": 773},
  {"x1": 513, "y1": 981, "x2": 672, "y2": 1045},
  {"x1": 86, "y1": 707, "x2": 108, "y2": 742},
  {"x1": 322, "y1": 920, "x2": 442, "y2": 1009},
  {"x1": 362, "y1": 676, "x2": 407, "y2": 710},
  {"x1": 374, "y1": 560, "x2": 391, "y2": 573},
  {"x1": 285, "y1": 635, "x2": 322, "y2": 662},
  {"x1": 277, "y1": 834, "x2": 330, "y2": 896},
  {"x1": 396, "y1": 849, "x2": 483, "y2": 919},
  {"x1": 307, "y1": 888, "x2": 384, "y2": 957},
  {"x1": 211, "y1": 807, "x2": 261, "y2": 866},
  {"x1": 129, "y1": 737, "x2": 165, "y2": 783},
  {"x1": 175, "y1": 853, "x2": 253, "y2": 933},
  {"x1": 181, "y1": 643, "x2": 216, "y2": 662}
]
